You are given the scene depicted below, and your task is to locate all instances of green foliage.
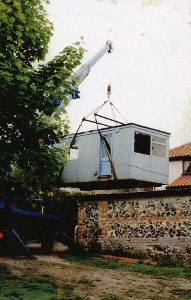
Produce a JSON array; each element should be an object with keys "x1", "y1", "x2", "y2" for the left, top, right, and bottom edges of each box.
[
  {"x1": 11, "y1": 146, "x2": 67, "y2": 203},
  {"x1": 0, "y1": 0, "x2": 85, "y2": 199},
  {"x1": 0, "y1": 0, "x2": 52, "y2": 64},
  {"x1": 51, "y1": 189, "x2": 84, "y2": 217}
]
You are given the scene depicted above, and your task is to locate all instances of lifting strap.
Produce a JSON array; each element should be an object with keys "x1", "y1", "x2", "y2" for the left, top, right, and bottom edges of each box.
[
  {"x1": 69, "y1": 119, "x2": 84, "y2": 149},
  {"x1": 94, "y1": 114, "x2": 117, "y2": 180},
  {"x1": 69, "y1": 100, "x2": 110, "y2": 150}
]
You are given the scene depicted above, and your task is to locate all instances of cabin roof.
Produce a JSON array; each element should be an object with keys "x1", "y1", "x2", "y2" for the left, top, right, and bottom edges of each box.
[{"x1": 66, "y1": 122, "x2": 170, "y2": 139}]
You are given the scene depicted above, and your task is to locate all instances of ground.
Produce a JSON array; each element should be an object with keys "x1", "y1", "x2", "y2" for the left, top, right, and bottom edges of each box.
[{"x1": 0, "y1": 243, "x2": 190, "y2": 300}]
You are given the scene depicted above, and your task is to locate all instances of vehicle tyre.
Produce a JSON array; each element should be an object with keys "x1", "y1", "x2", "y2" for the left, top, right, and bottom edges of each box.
[
  {"x1": 41, "y1": 233, "x2": 54, "y2": 254},
  {"x1": 0, "y1": 240, "x2": 7, "y2": 255}
]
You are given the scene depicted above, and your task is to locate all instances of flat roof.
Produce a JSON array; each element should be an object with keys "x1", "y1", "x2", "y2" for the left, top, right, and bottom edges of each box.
[{"x1": 66, "y1": 122, "x2": 170, "y2": 139}]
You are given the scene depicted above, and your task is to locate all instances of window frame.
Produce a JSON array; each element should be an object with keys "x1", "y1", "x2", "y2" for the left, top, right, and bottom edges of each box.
[{"x1": 134, "y1": 131, "x2": 167, "y2": 159}]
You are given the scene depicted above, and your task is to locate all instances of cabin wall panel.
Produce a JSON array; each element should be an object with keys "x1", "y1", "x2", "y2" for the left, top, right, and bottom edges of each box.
[
  {"x1": 131, "y1": 153, "x2": 169, "y2": 184},
  {"x1": 62, "y1": 160, "x2": 78, "y2": 183},
  {"x1": 78, "y1": 134, "x2": 100, "y2": 182},
  {"x1": 112, "y1": 127, "x2": 131, "y2": 179}
]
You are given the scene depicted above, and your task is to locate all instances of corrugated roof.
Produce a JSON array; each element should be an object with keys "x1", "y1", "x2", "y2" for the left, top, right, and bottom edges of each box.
[
  {"x1": 77, "y1": 187, "x2": 191, "y2": 201},
  {"x1": 167, "y1": 175, "x2": 191, "y2": 189},
  {"x1": 170, "y1": 142, "x2": 191, "y2": 159}
]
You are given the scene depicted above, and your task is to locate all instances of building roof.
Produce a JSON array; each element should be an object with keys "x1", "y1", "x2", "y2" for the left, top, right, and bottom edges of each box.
[
  {"x1": 167, "y1": 175, "x2": 191, "y2": 189},
  {"x1": 67, "y1": 122, "x2": 170, "y2": 139},
  {"x1": 169, "y1": 142, "x2": 191, "y2": 160}
]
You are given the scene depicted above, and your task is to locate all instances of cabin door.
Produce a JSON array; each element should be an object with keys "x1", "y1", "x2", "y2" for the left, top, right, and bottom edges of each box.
[{"x1": 99, "y1": 134, "x2": 112, "y2": 177}]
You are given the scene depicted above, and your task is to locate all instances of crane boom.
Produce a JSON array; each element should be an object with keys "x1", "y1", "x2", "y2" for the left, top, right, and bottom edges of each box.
[
  {"x1": 58, "y1": 41, "x2": 113, "y2": 109},
  {"x1": 75, "y1": 40, "x2": 113, "y2": 87}
]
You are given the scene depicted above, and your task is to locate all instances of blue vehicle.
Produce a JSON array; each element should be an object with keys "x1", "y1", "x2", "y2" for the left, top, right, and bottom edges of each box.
[{"x1": 0, "y1": 196, "x2": 75, "y2": 258}]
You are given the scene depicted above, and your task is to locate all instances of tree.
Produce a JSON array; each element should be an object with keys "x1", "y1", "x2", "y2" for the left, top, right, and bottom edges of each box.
[{"x1": 0, "y1": 0, "x2": 85, "y2": 200}]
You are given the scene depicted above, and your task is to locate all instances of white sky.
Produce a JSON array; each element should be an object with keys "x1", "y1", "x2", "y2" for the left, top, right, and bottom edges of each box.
[{"x1": 45, "y1": 0, "x2": 191, "y2": 149}]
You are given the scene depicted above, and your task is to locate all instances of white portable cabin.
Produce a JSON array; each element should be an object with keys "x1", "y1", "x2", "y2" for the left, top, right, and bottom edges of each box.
[{"x1": 61, "y1": 123, "x2": 170, "y2": 190}]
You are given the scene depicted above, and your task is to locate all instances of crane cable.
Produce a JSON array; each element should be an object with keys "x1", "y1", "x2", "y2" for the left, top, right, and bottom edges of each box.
[
  {"x1": 107, "y1": 84, "x2": 117, "y2": 126},
  {"x1": 107, "y1": 84, "x2": 128, "y2": 124}
]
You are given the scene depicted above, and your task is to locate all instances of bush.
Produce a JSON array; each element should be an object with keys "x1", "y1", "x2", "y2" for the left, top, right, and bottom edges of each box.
[
  {"x1": 156, "y1": 256, "x2": 184, "y2": 268},
  {"x1": 184, "y1": 264, "x2": 191, "y2": 279}
]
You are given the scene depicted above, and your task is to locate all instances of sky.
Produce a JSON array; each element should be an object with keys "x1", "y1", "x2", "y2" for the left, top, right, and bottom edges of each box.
[{"x1": 45, "y1": 0, "x2": 191, "y2": 149}]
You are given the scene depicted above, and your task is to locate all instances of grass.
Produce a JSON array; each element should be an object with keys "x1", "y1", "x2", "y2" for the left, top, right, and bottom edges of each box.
[
  {"x1": 63, "y1": 282, "x2": 75, "y2": 294},
  {"x1": 0, "y1": 268, "x2": 58, "y2": 300},
  {"x1": 150, "y1": 293, "x2": 191, "y2": 300},
  {"x1": 0, "y1": 254, "x2": 191, "y2": 300},
  {"x1": 0, "y1": 278, "x2": 57, "y2": 299},
  {"x1": 100, "y1": 296, "x2": 120, "y2": 300},
  {"x1": 170, "y1": 288, "x2": 191, "y2": 300},
  {"x1": 0, "y1": 263, "x2": 92, "y2": 300},
  {"x1": 78, "y1": 278, "x2": 96, "y2": 287},
  {"x1": 60, "y1": 252, "x2": 191, "y2": 279},
  {"x1": 0, "y1": 264, "x2": 18, "y2": 281}
]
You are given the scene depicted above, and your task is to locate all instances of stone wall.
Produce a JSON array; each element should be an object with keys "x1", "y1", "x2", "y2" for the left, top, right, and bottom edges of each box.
[{"x1": 77, "y1": 189, "x2": 191, "y2": 259}]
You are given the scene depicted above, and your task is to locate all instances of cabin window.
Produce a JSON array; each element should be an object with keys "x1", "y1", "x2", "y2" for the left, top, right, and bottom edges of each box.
[
  {"x1": 134, "y1": 132, "x2": 151, "y2": 155},
  {"x1": 65, "y1": 139, "x2": 79, "y2": 160},
  {"x1": 134, "y1": 132, "x2": 167, "y2": 158},
  {"x1": 151, "y1": 136, "x2": 166, "y2": 158}
]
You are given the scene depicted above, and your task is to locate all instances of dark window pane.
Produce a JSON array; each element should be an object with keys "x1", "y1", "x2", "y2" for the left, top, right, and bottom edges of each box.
[{"x1": 134, "y1": 132, "x2": 151, "y2": 155}]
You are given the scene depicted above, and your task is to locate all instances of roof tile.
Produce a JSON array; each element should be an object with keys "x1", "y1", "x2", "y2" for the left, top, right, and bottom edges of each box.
[
  {"x1": 170, "y1": 142, "x2": 191, "y2": 158},
  {"x1": 167, "y1": 175, "x2": 191, "y2": 189}
]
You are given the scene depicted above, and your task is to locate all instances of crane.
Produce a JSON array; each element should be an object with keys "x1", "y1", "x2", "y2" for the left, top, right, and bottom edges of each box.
[{"x1": 58, "y1": 40, "x2": 113, "y2": 109}]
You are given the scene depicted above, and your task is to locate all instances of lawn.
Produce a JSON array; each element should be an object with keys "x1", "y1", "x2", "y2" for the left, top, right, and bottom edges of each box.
[{"x1": 0, "y1": 247, "x2": 190, "y2": 300}]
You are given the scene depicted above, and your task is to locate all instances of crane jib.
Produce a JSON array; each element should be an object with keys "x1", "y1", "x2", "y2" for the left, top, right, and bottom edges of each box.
[
  {"x1": 58, "y1": 41, "x2": 113, "y2": 109},
  {"x1": 75, "y1": 41, "x2": 112, "y2": 86}
]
